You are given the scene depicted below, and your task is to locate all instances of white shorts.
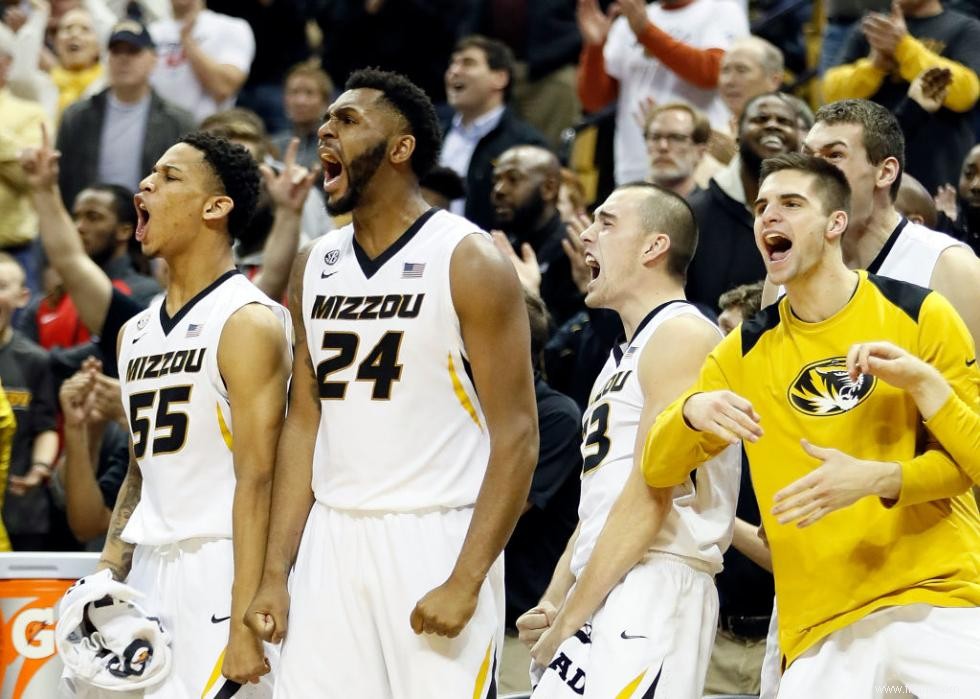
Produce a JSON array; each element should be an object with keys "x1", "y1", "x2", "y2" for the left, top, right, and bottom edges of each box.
[
  {"x1": 532, "y1": 553, "x2": 718, "y2": 698},
  {"x1": 777, "y1": 604, "x2": 980, "y2": 699},
  {"x1": 275, "y1": 504, "x2": 504, "y2": 699},
  {"x1": 67, "y1": 538, "x2": 276, "y2": 699}
]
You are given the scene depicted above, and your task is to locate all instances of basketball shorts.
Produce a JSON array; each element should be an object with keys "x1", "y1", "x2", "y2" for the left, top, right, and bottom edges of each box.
[
  {"x1": 776, "y1": 604, "x2": 980, "y2": 698},
  {"x1": 274, "y1": 503, "x2": 504, "y2": 698},
  {"x1": 66, "y1": 537, "x2": 276, "y2": 699},
  {"x1": 531, "y1": 552, "x2": 718, "y2": 698}
]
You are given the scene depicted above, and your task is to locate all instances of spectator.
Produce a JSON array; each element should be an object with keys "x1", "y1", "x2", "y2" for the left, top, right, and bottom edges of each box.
[
  {"x1": 820, "y1": 0, "x2": 890, "y2": 75},
  {"x1": 896, "y1": 172, "x2": 939, "y2": 227},
  {"x1": 148, "y1": 0, "x2": 254, "y2": 123},
  {"x1": 576, "y1": 0, "x2": 748, "y2": 183},
  {"x1": 687, "y1": 92, "x2": 799, "y2": 312},
  {"x1": 936, "y1": 142, "x2": 980, "y2": 253},
  {"x1": 501, "y1": 290, "x2": 580, "y2": 692},
  {"x1": 207, "y1": 0, "x2": 311, "y2": 134},
  {"x1": 56, "y1": 357, "x2": 128, "y2": 548},
  {"x1": 464, "y1": 0, "x2": 582, "y2": 148},
  {"x1": 718, "y1": 36, "x2": 785, "y2": 127},
  {"x1": 419, "y1": 165, "x2": 465, "y2": 210},
  {"x1": 644, "y1": 102, "x2": 711, "y2": 198},
  {"x1": 270, "y1": 61, "x2": 331, "y2": 173},
  {"x1": 0, "y1": 26, "x2": 50, "y2": 291},
  {"x1": 56, "y1": 18, "x2": 195, "y2": 208},
  {"x1": 0, "y1": 253, "x2": 58, "y2": 551},
  {"x1": 0, "y1": 380, "x2": 12, "y2": 551},
  {"x1": 50, "y1": 7, "x2": 104, "y2": 116},
  {"x1": 490, "y1": 145, "x2": 582, "y2": 326},
  {"x1": 716, "y1": 279, "x2": 764, "y2": 335},
  {"x1": 822, "y1": 0, "x2": 980, "y2": 194},
  {"x1": 557, "y1": 166, "x2": 588, "y2": 222},
  {"x1": 1, "y1": 4, "x2": 58, "y2": 116},
  {"x1": 440, "y1": 34, "x2": 546, "y2": 230}
]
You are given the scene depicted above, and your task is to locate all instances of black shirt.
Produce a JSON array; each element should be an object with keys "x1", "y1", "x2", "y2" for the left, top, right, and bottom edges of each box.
[{"x1": 505, "y1": 378, "x2": 582, "y2": 628}]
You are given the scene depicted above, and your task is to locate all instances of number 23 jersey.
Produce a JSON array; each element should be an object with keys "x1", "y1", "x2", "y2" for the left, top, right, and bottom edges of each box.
[
  {"x1": 302, "y1": 208, "x2": 491, "y2": 511},
  {"x1": 117, "y1": 271, "x2": 290, "y2": 545}
]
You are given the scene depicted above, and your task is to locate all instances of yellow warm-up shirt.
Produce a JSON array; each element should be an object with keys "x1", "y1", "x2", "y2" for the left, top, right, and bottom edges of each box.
[
  {"x1": 644, "y1": 271, "x2": 980, "y2": 665},
  {"x1": 0, "y1": 380, "x2": 15, "y2": 552}
]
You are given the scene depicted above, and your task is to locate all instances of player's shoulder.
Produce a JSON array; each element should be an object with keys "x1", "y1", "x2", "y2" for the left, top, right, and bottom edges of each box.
[
  {"x1": 739, "y1": 301, "x2": 782, "y2": 357},
  {"x1": 866, "y1": 272, "x2": 932, "y2": 323}
]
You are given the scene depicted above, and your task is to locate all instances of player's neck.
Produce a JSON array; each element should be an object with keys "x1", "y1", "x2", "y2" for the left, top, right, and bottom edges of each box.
[
  {"x1": 842, "y1": 205, "x2": 900, "y2": 269},
  {"x1": 785, "y1": 261, "x2": 859, "y2": 323},
  {"x1": 618, "y1": 282, "x2": 686, "y2": 342},
  {"x1": 162, "y1": 243, "x2": 235, "y2": 315},
  {"x1": 351, "y1": 189, "x2": 431, "y2": 259}
]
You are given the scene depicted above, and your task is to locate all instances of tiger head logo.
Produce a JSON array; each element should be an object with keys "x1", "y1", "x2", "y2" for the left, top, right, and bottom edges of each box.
[{"x1": 788, "y1": 356, "x2": 876, "y2": 416}]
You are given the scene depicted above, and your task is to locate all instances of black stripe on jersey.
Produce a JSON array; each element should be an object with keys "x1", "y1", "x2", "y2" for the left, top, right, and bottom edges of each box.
[
  {"x1": 611, "y1": 299, "x2": 691, "y2": 365},
  {"x1": 487, "y1": 651, "x2": 498, "y2": 699},
  {"x1": 740, "y1": 302, "x2": 781, "y2": 357},
  {"x1": 214, "y1": 679, "x2": 242, "y2": 698},
  {"x1": 866, "y1": 217, "x2": 908, "y2": 274},
  {"x1": 159, "y1": 269, "x2": 241, "y2": 335},
  {"x1": 353, "y1": 207, "x2": 438, "y2": 279},
  {"x1": 866, "y1": 273, "x2": 930, "y2": 322},
  {"x1": 641, "y1": 661, "x2": 664, "y2": 698}
]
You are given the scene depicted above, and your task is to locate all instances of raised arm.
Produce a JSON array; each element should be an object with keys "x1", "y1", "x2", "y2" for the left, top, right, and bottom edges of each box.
[
  {"x1": 217, "y1": 303, "x2": 291, "y2": 684},
  {"x1": 180, "y1": 19, "x2": 252, "y2": 103},
  {"x1": 19, "y1": 124, "x2": 114, "y2": 334},
  {"x1": 530, "y1": 315, "x2": 724, "y2": 664},
  {"x1": 245, "y1": 248, "x2": 319, "y2": 645},
  {"x1": 410, "y1": 233, "x2": 538, "y2": 638}
]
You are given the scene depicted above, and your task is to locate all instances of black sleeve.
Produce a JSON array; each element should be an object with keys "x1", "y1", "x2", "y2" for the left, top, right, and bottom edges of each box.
[
  {"x1": 28, "y1": 350, "x2": 58, "y2": 435},
  {"x1": 944, "y1": 14, "x2": 980, "y2": 72},
  {"x1": 14, "y1": 298, "x2": 40, "y2": 342},
  {"x1": 836, "y1": 22, "x2": 871, "y2": 67},
  {"x1": 894, "y1": 97, "x2": 932, "y2": 140},
  {"x1": 98, "y1": 289, "x2": 143, "y2": 378},
  {"x1": 529, "y1": 390, "x2": 583, "y2": 511},
  {"x1": 96, "y1": 423, "x2": 130, "y2": 510}
]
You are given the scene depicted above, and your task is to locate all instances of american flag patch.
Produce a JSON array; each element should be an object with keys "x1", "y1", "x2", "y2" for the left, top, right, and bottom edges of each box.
[
  {"x1": 402, "y1": 262, "x2": 426, "y2": 278},
  {"x1": 186, "y1": 323, "x2": 203, "y2": 338}
]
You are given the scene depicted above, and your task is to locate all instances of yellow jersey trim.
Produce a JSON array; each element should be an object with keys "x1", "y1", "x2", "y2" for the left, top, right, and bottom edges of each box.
[
  {"x1": 471, "y1": 638, "x2": 493, "y2": 699},
  {"x1": 200, "y1": 648, "x2": 225, "y2": 698},
  {"x1": 615, "y1": 670, "x2": 645, "y2": 698},
  {"x1": 215, "y1": 402, "x2": 233, "y2": 451},
  {"x1": 449, "y1": 353, "x2": 482, "y2": 430}
]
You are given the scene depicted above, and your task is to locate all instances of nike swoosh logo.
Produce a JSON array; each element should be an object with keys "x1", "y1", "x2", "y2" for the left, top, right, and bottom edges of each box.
[
  {"x1": 620, "y1": 630, "x2": 647, "y2": 640},
  {"x1": 967, "y1": 358, "x2": 977, "y2": 367},
  {"x1": 210, "y1": 614, "x2": 231, "y2": 624},
  {"x1": 131, "y1": 336, "x2": 144, "y2": 344},
  {"x1": 321, "y1": 271, "x2": 338, "y2": 279}
]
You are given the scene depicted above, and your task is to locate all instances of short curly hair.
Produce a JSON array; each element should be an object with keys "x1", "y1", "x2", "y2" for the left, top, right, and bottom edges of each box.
[
  {"x1": 178, "y1": 131, "x2": 260, "y2": 242},
  {"x1": 344, "y1": 68, "x2": 441, "y2": 179}
]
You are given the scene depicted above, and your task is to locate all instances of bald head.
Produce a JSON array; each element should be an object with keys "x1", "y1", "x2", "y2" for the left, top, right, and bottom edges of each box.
[
  {"x1": 618, "y1": 182, "x2": 699, "y2": 281},
  {"x1": 499, "y1": 145, "x2": 560, "y2": 179},
  {"x1": 896, "y1": 173, "x2": 938, "y2": 229},
  {"x1": 491, "y1": 145, "x2": 561, "y2": 231}
]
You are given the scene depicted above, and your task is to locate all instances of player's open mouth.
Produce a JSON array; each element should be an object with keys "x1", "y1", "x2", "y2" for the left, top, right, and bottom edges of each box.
[
  {"x1": 585, "y1": 254, "x2": 600, "y2": 284},
  {"x1": 134, "y1": 195, "x2": 150, "y2": 242},
  {"x1": 764, "y1": 232, "x2": 792, "y2": 263},
  {"x1": 321, "y1": 153, "x2": 346, "y2": 195}
]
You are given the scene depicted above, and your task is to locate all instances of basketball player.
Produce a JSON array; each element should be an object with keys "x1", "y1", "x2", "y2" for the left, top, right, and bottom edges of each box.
[
  {"x1": 516, "y1": 183, "x2": 739, "y2": 698},
  {"x1": 244, "y1": 68, "x2": 537, "y2": 697},
  {"x1": 763, "y1": 99, "x2": 980, "y2": 343},
  {"x1": 24, "y1": 132, "x2": 292, "y2": 696},
  {"x1": 644, "y1": 153, "x2": 980, "y2": 698}
]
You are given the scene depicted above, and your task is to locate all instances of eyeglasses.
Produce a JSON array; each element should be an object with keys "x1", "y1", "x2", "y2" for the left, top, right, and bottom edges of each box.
[{"x1": 645, "y1": 132, "x2": 693, "y2": 146}]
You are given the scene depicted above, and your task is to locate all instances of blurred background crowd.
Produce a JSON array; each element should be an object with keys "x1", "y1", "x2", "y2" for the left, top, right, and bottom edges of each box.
[{"x1": 1, "y1": 0, "x2": 979, "y2": 693}]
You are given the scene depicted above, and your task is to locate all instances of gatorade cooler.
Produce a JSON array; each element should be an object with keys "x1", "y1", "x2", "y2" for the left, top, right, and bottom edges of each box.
[{"x1": 0, "y1": 553, "x2": 99, "y2": 698}]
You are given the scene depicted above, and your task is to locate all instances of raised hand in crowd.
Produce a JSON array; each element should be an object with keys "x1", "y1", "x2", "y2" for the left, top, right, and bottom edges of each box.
[
  {"x1": 576, "y1": 0, "x2": 618, "y2": 46},
  {"x1": 862, "y1": 1, "x2": 909, "y2": 61},
  {"x1": 935, "y1": 183, "x2": 958, "y2": 223},
  {"x1": 491, "y1": 230, "x2": 542, "y2": 295},
  {"x1": 260, "y1": 137, "x2": 319, "y2": 215},
  {"x1": 908, "y1": 66, "x2": 953, "y2": 113},
  {"x1": 618, "y1": 0, "x2": 650, "y2": 38},
  {"x1": 3, "y1": 4, "x2": 28, "y2": 32},
  {"x1": 18, "y1": 122, "x2": 60, "y2": 193},
  {"x1": 562, "y1": 212, "x2": 595, "y2": 296},
  {"x1": 633, "y1": 95, "x2": 658, "y2": 131}
]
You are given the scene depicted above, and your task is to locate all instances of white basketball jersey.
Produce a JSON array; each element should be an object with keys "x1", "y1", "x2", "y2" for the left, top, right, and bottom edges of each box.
[
  {"x1": 117, "y1": 271, "x2": 290, "y2": 545},
  {"x1": 870, "y1": 218, "x2": 967, "y2": 287},
  {"x1": 302, "y1": 208, "x2": 491, "y2": 511},
  {"x1": 570, "y1": 301, "x2": 740, "y2": 578}
]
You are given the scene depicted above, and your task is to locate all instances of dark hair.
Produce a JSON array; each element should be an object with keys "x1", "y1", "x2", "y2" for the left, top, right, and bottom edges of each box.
[
  {"x1": 759, "y1": 152, "x2": 851, "y2": 216},
  {"x1": 814, "y1": 99, "x2": 905, "y2": 201},
  {"x1": 285, "y1": 60, "x2": 333, "y2": 102},
  {"x1": 345, "y1": 68, "x2": 442, "y2": 179},
  {"x1": 617, "y1": 181, "x2": 699, "y2": 282},
  {"x1": 454, "y1": 35, "x2": 516, "y2": 101},
  {"x1": 420, "y1": 165, "x2": 466, "y2": 201},
  {"x1": 524, "y1": 289, "x2": 551, "y2": 370},
  {"x1": 84, "y1": 183, "x2": 138, "y2": 230},
  {"x1": 178, "y1": 131, "x2": 261, "y2": 241},
  {"x1": 718, "y1": 280, "x2": 764, "y2": 316}
]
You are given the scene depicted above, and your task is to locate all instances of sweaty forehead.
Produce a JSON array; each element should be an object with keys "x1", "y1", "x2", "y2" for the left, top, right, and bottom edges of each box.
[
  {"x1": 758, "y1": 170, "x2": 815, "y2": 198},
  {"x1": 805, "y1": 121, "x2": 862, "y2": 151}
]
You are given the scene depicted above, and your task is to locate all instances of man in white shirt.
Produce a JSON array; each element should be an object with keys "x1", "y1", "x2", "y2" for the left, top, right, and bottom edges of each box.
[{"x1": 148, "y1": 0, "x2": 254, "y2": 122}]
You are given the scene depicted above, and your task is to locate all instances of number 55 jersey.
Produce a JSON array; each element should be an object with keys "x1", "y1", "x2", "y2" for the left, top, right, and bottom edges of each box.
[
  {"x1": 302, "y1": 208, "x2": 492, "y2": 512},
  {"x1": 117, "y1": 271, "x2": 290, "y2": 545}
]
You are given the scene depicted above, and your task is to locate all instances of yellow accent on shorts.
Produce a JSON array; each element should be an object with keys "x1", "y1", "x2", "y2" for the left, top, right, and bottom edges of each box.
[
  {"x1": 216, "y1": 402, "x2": 233, "y2": 450},
  {"x1": 201, "y1": 648, "x2": 226, "y2": 698},
  {"x1": 471, "y1": 639, "x2": 493, "y2": 699},
  {"x1": 448, "y1": 353, "x2": 482, "y2": 430},
  {"x1": 615, "y1": 670, "x2": 646, "y2": 698}
]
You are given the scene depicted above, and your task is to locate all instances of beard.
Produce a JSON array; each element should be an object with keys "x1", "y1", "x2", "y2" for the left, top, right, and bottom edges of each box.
[
  {"x1": 326, "y1": 141, "x2": 388, "y2": 216},
  {"x1": 496, "y1": 188, "x2": 547, "y2": 236},
  {"x1": 739, "y1": 138, "x2": 765, "y2": 184}
]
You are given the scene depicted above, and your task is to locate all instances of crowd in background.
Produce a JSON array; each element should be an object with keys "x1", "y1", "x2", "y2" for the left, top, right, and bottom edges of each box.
[{"x1": 2, "y1": 0, "x2": 980, "y2": 694}]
